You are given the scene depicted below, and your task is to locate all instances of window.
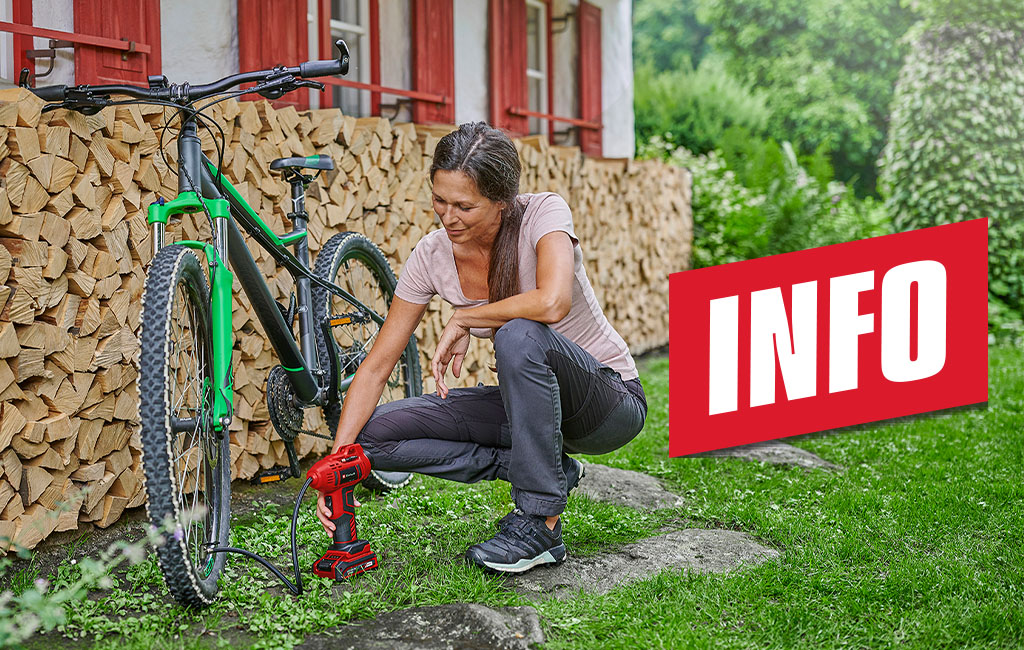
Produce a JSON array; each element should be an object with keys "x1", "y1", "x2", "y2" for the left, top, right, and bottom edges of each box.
[
  {"x1": 525, "y1": 0, "x2": 548, "y2": 136},
  {"x1": 329, "y1": 0, "x2": 372, "y2": 116}
]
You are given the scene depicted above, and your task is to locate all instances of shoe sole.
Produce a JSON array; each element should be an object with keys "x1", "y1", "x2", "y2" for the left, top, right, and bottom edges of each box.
[{"x1": 472, "y1": 544, "x2": 567, "y2": 574}]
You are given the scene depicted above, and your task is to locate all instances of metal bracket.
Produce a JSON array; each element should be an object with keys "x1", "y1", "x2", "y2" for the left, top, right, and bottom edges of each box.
[
  {"x1": 121, "y1": 38, "x2": 136, "y2": 61},
  {"x1": 24, "y1": 39, "x2": 73, "y2": 82},
  {"x1": 377, "y1": 97, "x2": 412, "y2": 121},
  {"x1": 552, "y1": 9, "x2": 576, "y2": 34},
  {"x1": 552, "y1": 127, "x2": 580, "y2": 146}
]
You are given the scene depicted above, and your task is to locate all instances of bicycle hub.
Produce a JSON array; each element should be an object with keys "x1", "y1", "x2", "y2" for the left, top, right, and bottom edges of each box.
[{"x1": 307, "y1": 444, "x2": 378, "y2": 580}]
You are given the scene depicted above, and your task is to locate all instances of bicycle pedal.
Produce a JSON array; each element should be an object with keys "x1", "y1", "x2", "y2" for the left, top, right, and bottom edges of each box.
[{"x1": 251, "y1": 466, "x2": 294, "y2": 485}]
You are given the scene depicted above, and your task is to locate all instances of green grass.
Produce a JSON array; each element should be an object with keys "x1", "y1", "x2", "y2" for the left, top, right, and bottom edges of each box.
[{"x1": 19, "y1": 347, "x2": 1024, "y2": 649}]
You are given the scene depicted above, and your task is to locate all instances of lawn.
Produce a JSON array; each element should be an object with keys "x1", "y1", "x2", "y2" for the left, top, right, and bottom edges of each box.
[{"x1": 6, "y1": 346, "x2": 1024, "y2": 649}]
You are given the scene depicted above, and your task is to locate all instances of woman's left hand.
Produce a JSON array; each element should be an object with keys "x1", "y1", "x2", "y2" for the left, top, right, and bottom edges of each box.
[{"x1": 432, "y1": 312, "x2": 471, "y2": 399}]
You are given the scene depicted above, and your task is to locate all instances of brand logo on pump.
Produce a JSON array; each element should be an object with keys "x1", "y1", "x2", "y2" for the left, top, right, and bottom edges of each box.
[{"x1": 668, "y1": 218, "x2": 989, "y2": 456}]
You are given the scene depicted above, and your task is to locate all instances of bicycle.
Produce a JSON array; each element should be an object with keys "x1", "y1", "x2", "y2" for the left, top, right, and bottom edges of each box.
[{"x1": 26, "y1": 39, "x2": 422, "y2": 607}]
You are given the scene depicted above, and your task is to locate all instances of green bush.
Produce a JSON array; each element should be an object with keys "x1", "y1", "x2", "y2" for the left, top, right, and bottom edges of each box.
[
  {"x1": 640, "y1": 135, "x2": 892, "y2": 269},
  {"x1": 640, "y1": 136, "x2": 768, "y2": 268},
  {"x1": 633, "y1": 57, "x2": 771, "y2": 157},
  {"x1": 878, "y1": 17, "x2": 1024, "y2": 320}
]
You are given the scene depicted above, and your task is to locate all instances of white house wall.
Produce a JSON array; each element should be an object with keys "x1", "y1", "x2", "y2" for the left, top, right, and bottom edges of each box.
[
  {"x1": 161, "y1": 0, "x2": 238, "y2": 85},
  {"x1": 551, "y1": 0, "x2": 578, "y2": 143},
  {"x1": 31, "y1": 0, "x2": 75, "y2": 86},
  {"x1": 379, "y1": 0, "x2": 412, "y2": 122},
  {"x1": 592, "y1": 0, "x2": 633, "y2": 158},
  {"x1": 453, "y1": 0, "x2": 488, "y2": 126}
]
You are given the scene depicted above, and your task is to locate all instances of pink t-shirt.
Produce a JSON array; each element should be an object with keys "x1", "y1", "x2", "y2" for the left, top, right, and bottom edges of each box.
[{"x1": 394, "y1": 191, "x2": 639, "y2": 381}]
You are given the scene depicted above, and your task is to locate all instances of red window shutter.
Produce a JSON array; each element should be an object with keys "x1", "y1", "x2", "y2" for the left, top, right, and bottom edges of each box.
[
  {"x1": 578, "y1": 0, "x2": 602, "y2": 157},
  {"x1": 12, "y1": 0, "x2": 33, "y2": 78},
  {"x1": 488, "y1": 0, "x2": 528, "y2": 135},
  {"x1": 73, "y1": 0, "x2": 161, "y2": 85},
  {"x1": 411, "y1": 0, "x2": 454, "y2": 124},
  {"x1": 238, "y1": 0, "x2": 309, "y2": 110}
]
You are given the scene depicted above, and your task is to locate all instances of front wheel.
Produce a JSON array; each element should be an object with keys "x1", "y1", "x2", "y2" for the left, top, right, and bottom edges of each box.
[
  {"x1": 312, "y1": 231, "x2": 421, "y2": 492},
  {"x1": 139, "y1": 245, "x2": 230, "y2": 607}
]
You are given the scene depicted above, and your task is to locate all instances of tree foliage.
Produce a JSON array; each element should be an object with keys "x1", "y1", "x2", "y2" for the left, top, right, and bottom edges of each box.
[
  {"x1": 632, "y1": 0, "x2": 711, "y2": 72},
  {"x1": 693, "y1": 0, "x2": 918, "y2": 195},
  {"x1": 879, "y1": 13, "x2": 1024, "y2": 321}
]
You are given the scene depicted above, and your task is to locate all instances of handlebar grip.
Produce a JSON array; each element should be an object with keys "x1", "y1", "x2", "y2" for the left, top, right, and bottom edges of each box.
[
  {"x1": 31, "y1": 85, "x2": 67, "y2": 102},
  {"x1": 299, "y1": 59, "x2": 344, "y2": 79},
  {"x1": 299, "y1": 38, "x2": 350, "y2": 79}
]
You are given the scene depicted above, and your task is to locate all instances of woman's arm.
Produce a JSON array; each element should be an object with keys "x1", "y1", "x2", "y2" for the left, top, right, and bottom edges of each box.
[
  {"x1": 455, "y1": 230, "x2": 575, "y2": 329},
  {"x1": 331, "y1": 296, "x2": 429, "y2": 450}
]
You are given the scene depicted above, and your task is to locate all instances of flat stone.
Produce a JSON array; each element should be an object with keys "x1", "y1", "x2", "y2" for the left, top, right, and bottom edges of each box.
[
  {"x1": 296, "y1": 603, "x2": 544, "y2": 650},
  {"x1": 575, "y1": 462, "x2": 684, "y2": 509},
  {"x1": 694, "y1": 440, "x2": 841, "y2": 470},
  {"x1": 511, "y1": 529, "x2": 778, "y2": 599}
]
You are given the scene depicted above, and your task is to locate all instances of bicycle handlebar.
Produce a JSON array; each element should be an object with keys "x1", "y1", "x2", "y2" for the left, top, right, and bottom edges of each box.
[{"x1": 25, "y1": 39, "x2": 350, "y2": 109}]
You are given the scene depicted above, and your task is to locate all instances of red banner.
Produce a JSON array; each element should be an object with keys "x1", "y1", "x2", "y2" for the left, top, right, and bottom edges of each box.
[{"x1": 669, "y1": 218, "x2": 989, "y2": 456}]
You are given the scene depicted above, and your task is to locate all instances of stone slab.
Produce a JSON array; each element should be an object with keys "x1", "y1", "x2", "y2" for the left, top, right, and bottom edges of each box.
[
  {"x1": 575, "y1": 462, "x2": 684, "y2": 510},
  {"x1": 296, "y1": 603, "x2": 544, "y2": 650},
  {"x1": 694, "y1": 440, "x2": 841, "y2": 470},
  {"x1": 511, "y1": 528, "x2": 779, "y2": 599}
]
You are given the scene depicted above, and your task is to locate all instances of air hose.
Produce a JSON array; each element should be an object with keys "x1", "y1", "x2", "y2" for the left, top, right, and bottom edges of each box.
[{"x1": 207, "y1": 477, "x2": 314, "y2": 595}]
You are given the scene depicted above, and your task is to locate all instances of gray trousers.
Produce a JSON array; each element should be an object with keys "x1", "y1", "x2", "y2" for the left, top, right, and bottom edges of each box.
[{"x1": 355, "y1": 318, "x2": 648, "y2": 516}]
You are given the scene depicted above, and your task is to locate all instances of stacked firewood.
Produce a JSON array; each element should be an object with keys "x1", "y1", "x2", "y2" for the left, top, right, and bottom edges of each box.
[{"x1": 0, "y1": 88, "x2": 691, "y2": 551}]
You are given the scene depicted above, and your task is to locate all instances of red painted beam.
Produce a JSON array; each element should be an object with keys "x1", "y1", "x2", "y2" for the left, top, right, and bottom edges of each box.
[{"x1": 0, "y1": 20, "x2": 152, "y2": 53}]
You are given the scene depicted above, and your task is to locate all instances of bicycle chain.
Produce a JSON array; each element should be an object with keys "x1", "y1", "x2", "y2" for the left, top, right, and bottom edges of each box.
[{"x1": 266, "y1": 365, "x2": 334, "y2": 442}]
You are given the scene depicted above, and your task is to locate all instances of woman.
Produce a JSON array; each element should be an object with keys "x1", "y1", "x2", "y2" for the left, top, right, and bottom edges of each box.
[{"x1": 316, "y1": 121, "x2": 647, "y2": 574}]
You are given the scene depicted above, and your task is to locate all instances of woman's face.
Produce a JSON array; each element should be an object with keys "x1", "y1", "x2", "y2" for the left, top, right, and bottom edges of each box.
[{"x1": 431, "y1": 169, "x2": 504, "y2": 247}]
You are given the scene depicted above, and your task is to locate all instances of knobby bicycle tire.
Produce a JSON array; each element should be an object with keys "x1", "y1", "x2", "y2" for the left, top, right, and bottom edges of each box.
[
  {"x1": 312, "y1": 231, "x2": 422, "y2": 492},
  {"x1": 139, "y1": 245, "x2": 231, "y2": 607}
]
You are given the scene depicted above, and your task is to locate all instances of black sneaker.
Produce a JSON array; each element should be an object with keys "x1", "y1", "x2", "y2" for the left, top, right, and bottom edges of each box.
[
  {"x1": 466, "y1": 509, "x2": 567, "y2": 573},
  {"x1": 565, "y1": 457, "x2": 586, "y2": 495}
]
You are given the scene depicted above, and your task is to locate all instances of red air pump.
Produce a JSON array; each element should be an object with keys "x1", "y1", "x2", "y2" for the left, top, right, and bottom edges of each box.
[{"x1": 307, "y1": 444, "x2": 378, "y2": 580}]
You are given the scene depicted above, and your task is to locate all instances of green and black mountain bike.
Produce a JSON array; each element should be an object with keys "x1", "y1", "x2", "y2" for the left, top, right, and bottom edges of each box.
[{"x1": 26, "y1": 40, "x2": 421, "y2": 606}]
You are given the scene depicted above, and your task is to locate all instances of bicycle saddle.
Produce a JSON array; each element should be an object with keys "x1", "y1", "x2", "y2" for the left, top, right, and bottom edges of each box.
[{"x1": 270, "y1": 154, "x2": 335, "y2": 172}]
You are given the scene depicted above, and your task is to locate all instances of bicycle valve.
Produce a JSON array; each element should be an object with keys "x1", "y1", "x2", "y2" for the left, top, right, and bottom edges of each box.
[{"x1": 307, "y1": 444, "x2": 378, "y2": 580}]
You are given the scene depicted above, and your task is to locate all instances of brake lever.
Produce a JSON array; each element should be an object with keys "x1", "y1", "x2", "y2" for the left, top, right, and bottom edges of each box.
[
  {"x1": 255, "y1": 76, "x2": 324, "y2": 100},
  {"x1": 293, "y1": 79, "x2": 325, "y2": 91},
  {"x1": 42, "y1": 96, "x2": 111, "y2": 115}
]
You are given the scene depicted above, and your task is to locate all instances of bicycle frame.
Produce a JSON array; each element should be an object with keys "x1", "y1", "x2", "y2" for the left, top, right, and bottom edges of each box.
[{"x1": 146, "y1": 119, "x2": 386, "y2": 433}]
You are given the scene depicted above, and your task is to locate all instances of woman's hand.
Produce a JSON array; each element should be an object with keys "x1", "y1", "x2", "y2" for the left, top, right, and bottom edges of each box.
[
  {"x1": 317, "y1": 439, "x2": 363, "y2": 534},
  {"x1": 316, "y1": 490, "x2": 362, "y2": 535},
  {"x1": 431, "y1": 311, "x2": 471, "y2": 399}
]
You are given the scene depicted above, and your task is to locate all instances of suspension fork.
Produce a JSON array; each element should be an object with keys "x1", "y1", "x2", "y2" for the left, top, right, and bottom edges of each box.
[{"x1": 147, "y1": 119, "x2": 235, "y2": 432}]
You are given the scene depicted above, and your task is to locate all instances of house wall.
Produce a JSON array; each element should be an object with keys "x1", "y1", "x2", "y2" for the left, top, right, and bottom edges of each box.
[
  {"x1": 3, "y1": 0, "x2": 634, "y2": 155},
  {"x1": 160, "y1": 0, "x2": 238, "y2": 85},
  {"x1": 379, "y1": 0, "x2": 412, "y2": 122},
  {"x1": 453, "y1": 0, "x2": 488, "y2": 126},
  {"x1": 551, "y1": 0, "x2": 579, "y2": 144},
  {"x1": 30, "y1": 0, "x2": 75, "y2": 87},
  {"x1": 592, "y1": 0, "x2": 633, "y2": 158}
]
